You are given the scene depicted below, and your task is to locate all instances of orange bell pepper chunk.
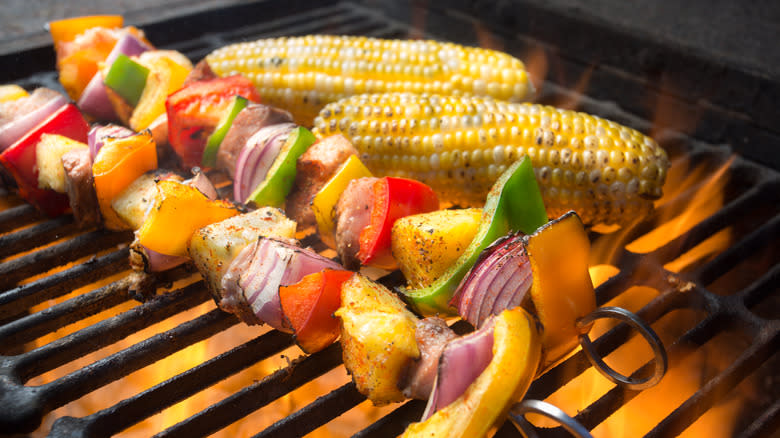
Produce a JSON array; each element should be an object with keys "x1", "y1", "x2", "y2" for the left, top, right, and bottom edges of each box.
[
  {"x1": 526, "y1": 211, "x2": 596, "y2": 369},
  {"x1": 93, "y1": 131, "x2": 158, "y2": 230},
  {"x1": 280, "y1": 269, "x2": 353, "y2": 353},
  {"x1": 137, "y1": 180, "x2": 238, "y2": 257},
  {"x1": 48, "y1": 15, "x2": 124, "y2": 46},
  {"x1": 58, "y1": 42, "x2": 118, "y2": 100}
]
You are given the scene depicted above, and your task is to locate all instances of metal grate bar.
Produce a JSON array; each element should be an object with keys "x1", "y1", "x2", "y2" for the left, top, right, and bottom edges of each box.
[
  {"x1": 155, "y1": 342, "x2": 344, "y2": 438},
  {"x1": 0, "y1": 203, "x2": 40, "y2": 233},
  {"x1": 351, "y1": 400, "x2": 426, "y2": 438},
  {"x1": 0, "y1": 248, "x2": 129, "y2": 322},
  {"x1": 0, "y1": 214, "x2": 77, "y2": 260},
  {"x1": 742, "y1": 263, "x2": 780, "y2": 309},
  {"x1": 254, "y1": 382, "x2": 365, "y2": 438},
  {"x1": 47, "y1": 327, "x2": 293, "y2": 437},
  {"x1": 737, "y1": 399, "x2": 780, "y2": 438},
  {"x1": 692, "y1": 213, "x2": 780, "y2": 286},
  {"x1": 44, "y1": 308, "x2": 236, "y2": 419},
  {"x1": 0, "y1": 229, "x2": 133, "y2": 290},
  {"x1": 12, "y1": 281, "x2": 209, "y2": 381},
  {"x1": 645, "y1": 329, "x2": 780, "y2": 438},
  {"x1": 649, "y1": 183, "x2": 779, "y2": 268},
  {"x1": 0, "y1": 276, "x2": 132, "y2": 348}
]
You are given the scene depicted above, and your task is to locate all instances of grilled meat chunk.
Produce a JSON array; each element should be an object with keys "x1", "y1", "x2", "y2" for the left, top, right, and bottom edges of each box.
[
  {"x1": 61, "y1": 147, "x2": 100, "y2": 228},
  {"x1": 334, "y1": 177, "x2": 376, "y2": 270},
  {"x1": 286, "y1": 134, "x2": 357, "y2": 228},
  {"x1": 399, "y1": 317, "x2": 458, "y2": 400}
]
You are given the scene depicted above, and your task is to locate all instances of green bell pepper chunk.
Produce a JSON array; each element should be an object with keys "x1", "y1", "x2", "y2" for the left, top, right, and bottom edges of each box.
[
  {"x1": 402, "y1": 156, "x2": 548, "y2": 316},
  {"x1": 202, "y1": 95, "x2": 249, "y2": 167},
  {"x1": 103, "y1": 54, "x2": 149, "y2": 107},
  {"x1": 247, "y1": 126, "x2": 316, "y2": 207}
]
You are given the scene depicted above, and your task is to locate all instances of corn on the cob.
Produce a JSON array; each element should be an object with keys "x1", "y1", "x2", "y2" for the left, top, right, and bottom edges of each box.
[
  {"x1": 205, "y1": 35, "x2": 534, "y2": 126},
  {"x1": 312, "y1": 93, "x2": 669, "y2": 226}
]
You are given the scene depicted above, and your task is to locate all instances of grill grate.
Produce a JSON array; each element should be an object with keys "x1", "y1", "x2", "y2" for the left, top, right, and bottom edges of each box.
[{"x1": 1, "y1": 1, "x2": 779, "y2": 437}]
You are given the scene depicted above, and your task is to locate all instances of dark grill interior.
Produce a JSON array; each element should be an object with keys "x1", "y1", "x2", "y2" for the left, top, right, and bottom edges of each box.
[{"x1": 1, "y1": 1, "x2": 778, "y2": 437}]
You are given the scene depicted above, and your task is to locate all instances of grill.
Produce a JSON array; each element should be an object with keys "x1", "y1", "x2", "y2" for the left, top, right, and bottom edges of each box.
[{"x1": 1, "y1": 1, "x2": 779, "y2": 437}]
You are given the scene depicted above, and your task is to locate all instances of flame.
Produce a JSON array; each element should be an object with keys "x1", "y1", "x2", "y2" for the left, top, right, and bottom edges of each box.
[{"x1": 540, "y1": 92, "x2": 742, "y2": 435}]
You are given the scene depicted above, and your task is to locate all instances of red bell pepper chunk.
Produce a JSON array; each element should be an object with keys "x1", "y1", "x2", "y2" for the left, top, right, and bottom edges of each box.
[
  {"x1": 279, "y1": 269, "x2": 354, "y2": 354},
  {"x1": 359, "y1": 177, "x2": 439, "y2": 269},
  {"x1": 166, "y1": 75, "x2": 260, "y2": 168},
  {"x1": 0, "y1": 103, "x2": 89, "y2": 216}
]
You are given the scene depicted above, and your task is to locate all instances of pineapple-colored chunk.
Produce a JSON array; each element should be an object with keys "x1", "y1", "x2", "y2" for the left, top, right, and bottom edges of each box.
[
  {"x1": 335, "y1": 274, "x2": 420, "y2": 405},
  {"x1": 36, "y1": 133, "x2": 88, "y2": 193},
  {"x1": 391, "y1": 208, "x2": 482, "y2": 288}
]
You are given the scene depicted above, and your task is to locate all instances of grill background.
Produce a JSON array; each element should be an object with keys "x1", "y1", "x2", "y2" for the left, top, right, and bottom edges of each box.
[{"x1": 0, "y1": 1, "x2": 778, "y2": 437}]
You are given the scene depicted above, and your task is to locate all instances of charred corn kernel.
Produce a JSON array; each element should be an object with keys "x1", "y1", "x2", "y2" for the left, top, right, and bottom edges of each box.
[
  {"x1": 313, "y1": 93, "x2": 670, "y2": 226},
  {"x1": 206, "y1": 35, "x2": 534, "y2": 125}
]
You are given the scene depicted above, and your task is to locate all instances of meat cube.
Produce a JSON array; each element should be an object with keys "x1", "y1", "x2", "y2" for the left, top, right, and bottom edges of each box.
[
  {"x1": 286, "y1": 134, "x2": 358, "y2": 228},
  {"x1": 61, "y1": 148, "x2": 100, "y2": 228},
  {"x1": 399, "y1": 317, "x2": 458, "y2": 400},
  {"x1": 334, "y1": 177, "x2": 377, "y2": 270}
]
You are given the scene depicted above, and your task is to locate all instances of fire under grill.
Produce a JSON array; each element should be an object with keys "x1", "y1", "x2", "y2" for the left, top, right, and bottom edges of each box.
[{"x1": 1, "y1": 1, "x2": 779, "y2": 437}]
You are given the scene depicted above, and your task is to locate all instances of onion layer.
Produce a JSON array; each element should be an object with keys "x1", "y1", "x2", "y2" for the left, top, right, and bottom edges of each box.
[
  {"x1": 223, "y1": 237, "x2": 342, "y2": 330},
  {"x1": 88, "y1": 124, "x2": 134, "y2": 159},
  {"x1": 0, "y1": 95, "x2": 67, "y2": 152},
  {"x1": 233, "y1": 123, "x2": 295, "y2": 202},
  {"x1": 450, "y1": 233, "x2": 531, "y2": 329},
  {"x1": 143, "y1": 245, "x2": 188, "y2": 272},
  {"x1": 78, "y1": 33, "x2": 153, "y2": 120},
  {"x1": 421, "y1": 318, "x2": 495, "y2": 420}
]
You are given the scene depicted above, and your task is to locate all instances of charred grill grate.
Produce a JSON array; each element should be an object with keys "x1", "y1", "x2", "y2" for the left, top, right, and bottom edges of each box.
[{"x1": 1, "y1": 1, "x2": 779, "y2": 437}]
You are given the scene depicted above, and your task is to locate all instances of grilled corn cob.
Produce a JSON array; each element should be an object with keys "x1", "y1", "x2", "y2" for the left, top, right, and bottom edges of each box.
[
  {"x1": 205, "y1": 35, "x2": 534, "y2": 125},
  {"x1": 312, "y1": 93, "x2": 669, "y2": 226}
]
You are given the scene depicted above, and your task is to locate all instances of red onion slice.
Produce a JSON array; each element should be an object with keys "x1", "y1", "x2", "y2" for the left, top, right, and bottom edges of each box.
[
  {"x1": 242, "y1": 238, "x2": 290, "y2": 331},
  {"x1": 0, "y1": 95, "x2": 67, "y2": 152},
  {"x1": 490, "y1": 253, "x2": 532, "y2": 316},
  {"x1": 452, "y1": 233, "x2": 532, "y2": 328},
  {"x1": 88, "y1": 124, "x2": 134, "y2": 159},
  {"x1": 185, "y1": 170, "x2": 218, "y2": 200},
  {"x1": 143, "y1": 245, "x2": 188, "y2": 272},
  {"x1": 78, "y1": 73, "x2": 117, "y2": 120},
  {"x1": 77, "y1": 33, "x2": 152, "y2": 120},
  {"x1": 223, "y1": 236, "x2": 343, "y2": 331},
  {"x1": 233, "y1": 123, "x2": 295, "y2": 202},
  {"x1": 421, "y1": 318, "x2": 496, "y2": 420}
]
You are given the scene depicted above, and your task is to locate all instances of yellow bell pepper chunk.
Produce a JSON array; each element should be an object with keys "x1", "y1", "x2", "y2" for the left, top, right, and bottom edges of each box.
[
  {"x1": 130, "y1": 52, "x2": 192, "y2": 131},
  {"x1": 526, "y1": 211, "x2": 596, "y2": 370},
  {"x1": 93, "y1": 131, "x2": 158, "y2": 230},
  {"x1": 402, "y1": 307, "x2": 541, "y2": 438},
  {"x1": 311, "y1": 154, "x2": 373, "y2": 248},
  {"x1": 0, "y1": 85, "x2": 28, "y2": 102},
  {"x1": 48, "y1": 15, "x2": 124, "y2": 46},
  {"x1": 138, "y1": 180, "x2": 238, "y2": 257}
]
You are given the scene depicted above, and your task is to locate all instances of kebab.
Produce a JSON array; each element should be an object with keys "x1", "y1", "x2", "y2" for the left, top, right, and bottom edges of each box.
[{"x1": 3, "y1": 18, "x2": 668, "y2": 434}]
